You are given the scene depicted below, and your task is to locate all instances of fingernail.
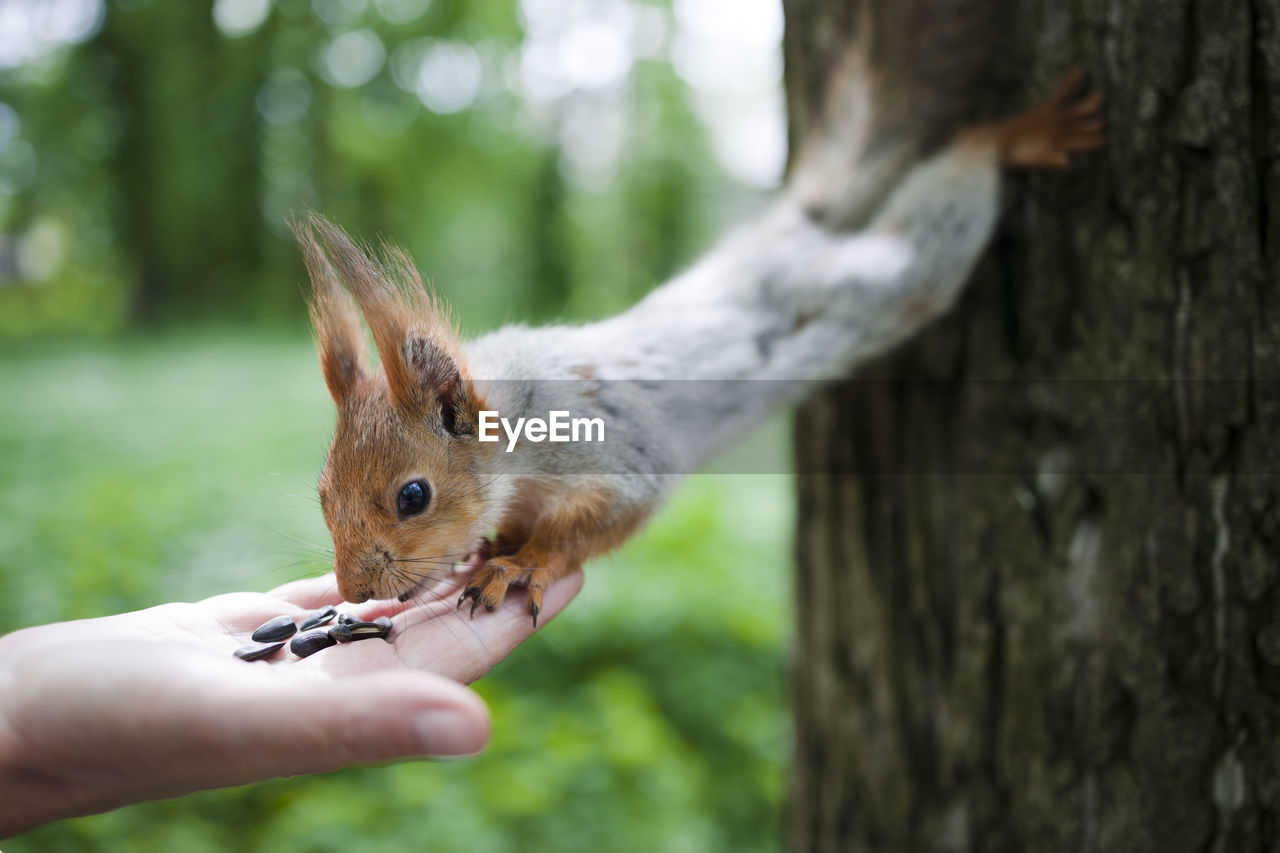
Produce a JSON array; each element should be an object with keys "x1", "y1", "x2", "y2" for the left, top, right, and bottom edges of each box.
[{"x1": 413, "y1": 708, "x2": 487, "y2": 757}]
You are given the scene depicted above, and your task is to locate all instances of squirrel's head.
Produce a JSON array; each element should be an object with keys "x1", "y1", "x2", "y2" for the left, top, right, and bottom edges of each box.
[{"x1": 294, "y1": 214, "x2": 497, "y2": 603}]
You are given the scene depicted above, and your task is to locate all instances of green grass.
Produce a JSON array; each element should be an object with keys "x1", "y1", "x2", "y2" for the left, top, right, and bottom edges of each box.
[{"x1": 0, "y1": 332, "x2": 795, "y2": 853}]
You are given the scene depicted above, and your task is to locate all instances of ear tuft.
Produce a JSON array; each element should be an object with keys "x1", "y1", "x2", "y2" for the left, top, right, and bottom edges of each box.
[
  {"x1": 291, "y1": 212, "x2": 368, "y2": 406},
  {"x1": 294, "y1": 212, "x2": 481, "y2": 430}
]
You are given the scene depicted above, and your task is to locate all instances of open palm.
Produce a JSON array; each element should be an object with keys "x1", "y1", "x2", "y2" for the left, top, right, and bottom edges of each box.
[{"x1": 0, "y1": 569, "x2": 583, "y2": 838}]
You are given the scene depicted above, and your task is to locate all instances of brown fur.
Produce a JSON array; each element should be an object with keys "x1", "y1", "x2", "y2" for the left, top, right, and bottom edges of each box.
[
  {"x1": 961, "y1": 70, "x2": 1106, "y2": 169},
  {"x1": 293, "y1": 220, "x2": 367, "y2": 404},
  {"x1": 462, "y1": 487, "x2": 651, "y2": 624},
  {"x1": 296, "y1": 212, "x2": 650, "y2": 610},
  {"x1": 295, "y1": 213, "x2": 479, "y2": 420},
  {"x1": 316, "y1": 381, "x2": 500, "y2": 602},
  {"x1": 294, "y1": 213, "x2": 498, "y2": 602}
]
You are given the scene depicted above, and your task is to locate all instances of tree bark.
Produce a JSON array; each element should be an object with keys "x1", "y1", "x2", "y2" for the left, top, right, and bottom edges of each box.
[{"x1": 788, "y1": 1, "x2": 1280, "y2": 851}]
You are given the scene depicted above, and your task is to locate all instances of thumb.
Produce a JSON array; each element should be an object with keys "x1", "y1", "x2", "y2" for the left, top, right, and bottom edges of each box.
[
  {"x1": 2, "y1": 644, "x2": 494, "y2": 826},
  {"x1": 222, "y1": 669, "x2": 492, "y2": 777}
]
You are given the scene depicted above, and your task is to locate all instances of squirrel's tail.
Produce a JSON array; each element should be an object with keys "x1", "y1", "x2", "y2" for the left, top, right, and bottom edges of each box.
[{"x1": 785, "y1": 0, "x2": 1005, "y2": 229}]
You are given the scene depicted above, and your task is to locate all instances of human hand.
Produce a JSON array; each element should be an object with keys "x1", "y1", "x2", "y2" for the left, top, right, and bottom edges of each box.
[{"x1": 0, "y1": 569, "x2": 583, "y2": 838}]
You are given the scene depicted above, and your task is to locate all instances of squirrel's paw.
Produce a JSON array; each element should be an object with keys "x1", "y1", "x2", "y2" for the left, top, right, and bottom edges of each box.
[
  {"x1": 981, "y1": 68, "x2": 1106, "y2": 170},
  {"x1": 457, "y1": 558, "x2": 553, "y2": 627}
]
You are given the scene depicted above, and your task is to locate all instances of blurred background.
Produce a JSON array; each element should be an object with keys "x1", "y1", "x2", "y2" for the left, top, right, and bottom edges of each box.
[{"x1": 0, "y1": 0, "x2": 796, "y2": 850}]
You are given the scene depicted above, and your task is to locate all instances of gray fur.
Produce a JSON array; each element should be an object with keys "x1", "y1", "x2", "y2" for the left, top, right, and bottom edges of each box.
[{"x1": 465, "y1": 139, "x2": 1001, "y2": 521}]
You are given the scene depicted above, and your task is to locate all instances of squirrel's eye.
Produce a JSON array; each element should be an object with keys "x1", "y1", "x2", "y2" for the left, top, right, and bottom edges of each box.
[{"x1": 397, "y1": 479, "x2": 430, "y2": 518}]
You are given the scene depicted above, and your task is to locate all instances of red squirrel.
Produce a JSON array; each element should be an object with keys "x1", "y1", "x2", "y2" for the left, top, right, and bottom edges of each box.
[{"x1": 293, "y1": 27, "x2": 1103, "y2": 626}]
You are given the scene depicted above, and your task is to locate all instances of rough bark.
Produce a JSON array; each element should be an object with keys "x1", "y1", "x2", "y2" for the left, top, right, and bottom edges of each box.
[{"x1": 788, "y1": 1, "x2": 1280, "y2": 851}]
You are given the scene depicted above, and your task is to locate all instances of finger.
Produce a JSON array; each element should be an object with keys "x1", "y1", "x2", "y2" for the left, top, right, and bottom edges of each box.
[
  {"x1": 394, "y1": 569, "x2": 585, "y2": 683},
  {"x1": 2, "y1": 642, "x2": 491, "y2": 821},
  {"x1": 142, "y1": 664, "x2": 492, "y2": 777},
  {"x1": 194, "y1": 594, "x2": 311, "y2": 634},
  {"x1": 268, "y1": 572, "x2": 344, "y2": 609},
  {"x1": 348, "y1": 576, "x2": 469, "y2": 625},
  {"x1": 218, "y1": 668, "x2": 492, "y2": 768}
]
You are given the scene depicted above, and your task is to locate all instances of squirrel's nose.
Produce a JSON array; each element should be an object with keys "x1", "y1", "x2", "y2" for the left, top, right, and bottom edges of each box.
[{"x1": 335, "y1": 564, "x2": 371, "y2": 603}]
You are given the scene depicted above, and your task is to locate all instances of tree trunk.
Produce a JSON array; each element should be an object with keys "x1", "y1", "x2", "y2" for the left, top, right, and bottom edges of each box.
[
  {"x1": 99, "y1": 2, "x2": 267, "y2": 325},
  {"x1": 787, "y1": 1, "x2": 1280, "y2": 851}
]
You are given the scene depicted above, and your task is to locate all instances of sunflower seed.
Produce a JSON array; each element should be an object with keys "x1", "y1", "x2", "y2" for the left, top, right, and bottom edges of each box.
[
  {"x1": 251, "y1": 615, "x2": 298, "y2": 643},
  {"x1": 298, "y1": 606, "x2": 338, "y2": 631},
  {"x1": 327, "y1": 624, "x2": 354, "y2": 643},
  {"x1": 337, "y1": 612, "x2": 360, "y2": 625},
  {"x1": 234, "y1": 641, "x2": 286, "y2": 662},
  {"x1": 347, "y1": 620, "x2": 391, "y2": 641},
  {"x1": 290, "y1": 630, "x2": 337, "y2": 658}
]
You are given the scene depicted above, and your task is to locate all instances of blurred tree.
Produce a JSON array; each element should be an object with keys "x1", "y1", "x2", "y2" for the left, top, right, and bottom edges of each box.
[
  {"x1": 788, "y1": 0, "x2": 1280, "y2": 850},
  {"x1": 97, "y1": 0, "x2": 268, "y2": 324},
  {"x1": 0, "y1": 0, "x2": 732, "y2": 334}
]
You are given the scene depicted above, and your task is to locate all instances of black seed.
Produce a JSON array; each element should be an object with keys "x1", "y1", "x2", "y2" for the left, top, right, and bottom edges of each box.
[
  {"x1": 373, "y1": 616, "x2": 393, "y2": 633},
  {"x1": 299, "y1": 606, "x2": 338, "y2": 631},
  {"x1": 251, "y1": 615, "x2": 298, "y2": 643},
  {"x1": 328, "y1": 624, "x2": 354, "y2": 643},
  {"x1": 234, "y1": 641, "x2": 286, "y2": 662},
  {"x1": 291, "y1": 630, "x2": 337, "y2": 658},
  {"x1": 337, "y1": 612, "x2": 360, "y2": 625}
]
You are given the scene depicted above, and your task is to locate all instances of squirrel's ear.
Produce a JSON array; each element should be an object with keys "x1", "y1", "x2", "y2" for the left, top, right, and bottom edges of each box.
[
  {"x1": 399, "y1": 332, "x2": 483, "y2": 436},
  {"x1": 301, "y1": 213, "x2": 483, "y2": 435},
  {"x1": 293, "y1": 216, "x2": 368, "y2": 406}
]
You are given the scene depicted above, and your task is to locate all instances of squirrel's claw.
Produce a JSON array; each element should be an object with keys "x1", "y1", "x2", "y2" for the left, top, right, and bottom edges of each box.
[
  {"x1": 453, "y1": 581, "x2": 486, "y2": 614},
  {"x1": 458, "y1": 559, "x2": 515, "y2": 620},
  {"x1": 457, "y1": 560, "x2": 554, "y2": 628},
  {"x1": 525, "y1": 567, "x2": 550, "y2": 629},
  {"x1": 456, "y1": 588, "x2": 478, "y2": 618}
]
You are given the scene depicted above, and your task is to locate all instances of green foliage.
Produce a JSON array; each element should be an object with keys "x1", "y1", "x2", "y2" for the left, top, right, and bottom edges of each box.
[
  {"x1": 0, "y1": 336, "x2": 794, "y2": 851},
  {"x1": 0, "y1": 1, "x2": 792, "y2": 846},
  {"x1": 0, "y1": 0, "x2": 745, "y2": 334}
]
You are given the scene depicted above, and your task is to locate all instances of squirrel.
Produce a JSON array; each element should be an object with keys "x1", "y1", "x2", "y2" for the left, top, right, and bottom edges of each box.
[{"x1": 291, "y1": 11, "x2": 1104, "y2": 626}]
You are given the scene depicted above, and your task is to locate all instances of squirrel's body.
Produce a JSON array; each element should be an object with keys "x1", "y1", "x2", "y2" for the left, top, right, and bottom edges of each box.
[
  {"x1": 297, "y1": 9, "x2": 1103, "y2": 620},
  {"x1": 458, "y1": 146, "x2": 1002, "y2": 603}
]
